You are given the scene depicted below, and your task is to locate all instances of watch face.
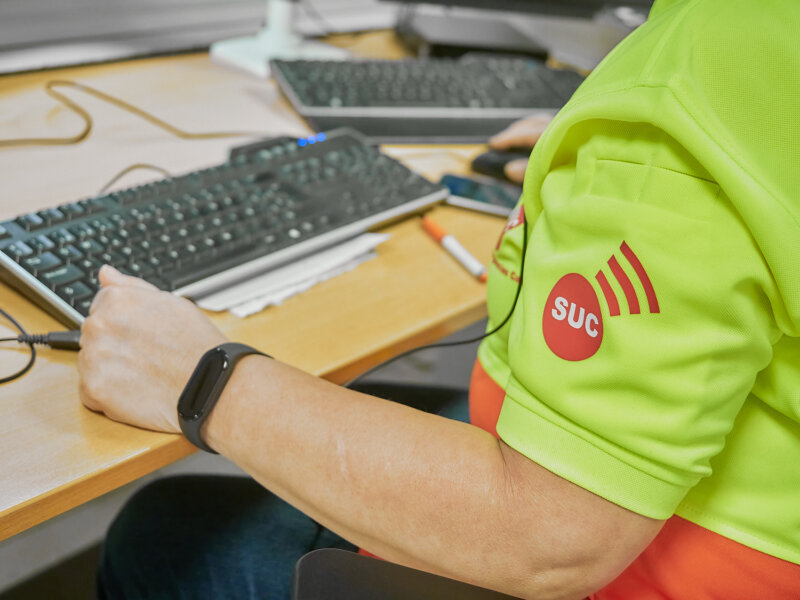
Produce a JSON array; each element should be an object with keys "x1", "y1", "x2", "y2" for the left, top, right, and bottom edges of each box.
[{"x1": 178, "y1": 347, "x2": 230, "y2": 420}]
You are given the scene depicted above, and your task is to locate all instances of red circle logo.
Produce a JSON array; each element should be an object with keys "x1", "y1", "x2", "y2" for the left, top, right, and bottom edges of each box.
[{"x1": 543, "y1": 273, "x2": 603, "y2": 361}]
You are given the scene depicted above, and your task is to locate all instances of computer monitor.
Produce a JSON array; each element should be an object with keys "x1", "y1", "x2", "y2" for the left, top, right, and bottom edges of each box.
[
  {"x1": 392, "y1": 0, "x2": 652, "y2": 68},
  {"x1": 397, "y1": 0, "x2": 652, "y2": 19}
]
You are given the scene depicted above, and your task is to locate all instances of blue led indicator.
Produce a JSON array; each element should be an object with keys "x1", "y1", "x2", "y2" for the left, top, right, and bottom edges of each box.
[
  {"x1": 317, "y1": 132, "x2": 326, "y2": 142},
  {"x1": 307, "y1": 136, "x2": 316, "y2": 144},
  {"x1": 298, "y1": 139, "x2": 307, "y2": 147}
]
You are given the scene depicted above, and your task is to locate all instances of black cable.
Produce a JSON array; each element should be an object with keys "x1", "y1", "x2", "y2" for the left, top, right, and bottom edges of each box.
[
  {"x1": 0, "y1": 307, "x2": 37, "y2": 385},
  {"x1": 16, "y1": 331, "x2": 82, "y2": 350},
  {"x1": 345, "y1": 217, "x2": 528, "y2": 389},
  {"x1": 0, "y1": 216, "x2": 527, "y2": 386}
]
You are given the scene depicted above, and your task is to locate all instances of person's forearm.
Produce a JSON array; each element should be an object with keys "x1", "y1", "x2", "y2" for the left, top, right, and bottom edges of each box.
[
  {"x1": 205, "y1": 356, "x2": 516, "y2": 583},
  {"x1": 203, "y1": 356, "x2": 630, "y2": 599}
]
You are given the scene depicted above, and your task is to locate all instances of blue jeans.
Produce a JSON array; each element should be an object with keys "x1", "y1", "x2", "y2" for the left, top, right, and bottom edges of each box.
[{"x1": 98, "y1": 383, "x2": 469, "y2": 600}]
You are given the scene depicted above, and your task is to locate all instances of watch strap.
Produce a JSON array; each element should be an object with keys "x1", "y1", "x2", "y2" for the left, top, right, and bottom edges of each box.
[{"x1": 178, "y1": 342, "x2": 269, "y2": 453}]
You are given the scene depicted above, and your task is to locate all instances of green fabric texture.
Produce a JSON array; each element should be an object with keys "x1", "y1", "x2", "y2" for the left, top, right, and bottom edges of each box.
[{"x1": 479, "y1": 0, "x2": 800, "y2": 564}]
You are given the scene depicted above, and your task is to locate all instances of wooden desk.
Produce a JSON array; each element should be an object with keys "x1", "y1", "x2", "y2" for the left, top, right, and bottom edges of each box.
[{"x1": 0, "y1": 46, "x2": 506, "y2": 541}]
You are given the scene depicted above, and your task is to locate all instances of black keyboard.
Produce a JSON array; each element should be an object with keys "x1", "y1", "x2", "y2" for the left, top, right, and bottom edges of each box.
[
  {"x1": 271, "y1": 56, "x2": 584, "y2": 143},
  {"x1": 0, "y1": 129, "x2": 447, "y2": 327}
]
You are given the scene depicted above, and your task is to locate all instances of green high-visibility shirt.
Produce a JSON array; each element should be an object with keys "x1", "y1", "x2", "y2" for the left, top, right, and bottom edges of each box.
[{"x1": 478, "y1": 0, "x2": 800, "y2": 564}]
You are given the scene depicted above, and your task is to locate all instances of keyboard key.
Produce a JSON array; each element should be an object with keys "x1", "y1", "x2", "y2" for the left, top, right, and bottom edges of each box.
[
  {"x1": 75, "y1": 297, "x2": 94, "y2": 316},
  {"x1": 41, "y1": 264, "x2": 85, "y2": 288},
  {"x1": 107, "y1": 236, "x2": 126, "y2": 250},
  {"x1": 27, "y1": 234, "x2": 56, "y2": 252},
  {"x1": 3, "y1": 241, "x2": 34, "y2": 259},
  {"x1": 98, "y1": 251, "x2": 125, "y2": 266},
  {"x1": 76, "y1": 239, "x2": 105, "y2": 255},
  {"x1": 80, "y1": 198, "x2": 107, "y2": 214},
  {"x1": 22, "y1": 252, "x2": 62, "y2": 273},
  {"x1": 158, "y1": 248, "x2": 181, "y2": 263},
  {"x1": 0, "y1": 225, "x2": 10, "y2": 239},
  {"x1": 126, "y1": 262, "x2": 155, "y2": 279},
  {"x1": 88, "y1": 217, "x2": 115, "y2": 232},
  {"x1": 71, "y1": 223, "x2": 96, "y2": 239},
  {"x1": 147, "y1": 235, "x2": 168, "y2": 251},
  {"x1": 112, "y1": 190, "x2": 134, "y2": 206},
  {"x1": 39, "y1": 208, "x2": 66, "y2": 225},
  {"x1": 15, "y1": 213, "x2": 46, "y2": 231},
  {"x1": 171, "y1": 227, "x2": 190, "y2": 240},
  {"x1": 61, "y1": 202, "x2": 86, "y2": 220},
  {"x1": 77, "y1": 258, "x2": 103, "y2": 273},
  {"x1": 55, "y1": 245, "x2": 84, "y2": 262},
  {"x1": 51, "y1": 228, "x2": 78, "y2": 245},
  {"x1": 57, "y1": 281, "x2": 93, "y2": 303}
]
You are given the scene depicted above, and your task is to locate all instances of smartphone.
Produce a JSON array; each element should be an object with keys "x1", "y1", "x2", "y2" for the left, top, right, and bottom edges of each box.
[{"x1": 440, "y1": 173, "x2": 522, "y2": 217}]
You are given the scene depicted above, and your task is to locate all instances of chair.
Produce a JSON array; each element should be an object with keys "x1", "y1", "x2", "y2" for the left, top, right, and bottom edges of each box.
[{"x1": 292, "y1": 548, "x2": 523, "y2": 600}]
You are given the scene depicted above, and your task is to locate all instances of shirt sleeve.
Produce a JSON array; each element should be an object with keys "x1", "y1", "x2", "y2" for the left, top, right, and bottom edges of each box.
[{"x1": 496, "y1": 119, "x2": 780, "y2": 519}]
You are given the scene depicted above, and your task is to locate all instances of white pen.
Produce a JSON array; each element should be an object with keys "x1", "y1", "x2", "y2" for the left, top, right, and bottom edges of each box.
[{"x1": 421, "y1": 216, "x2": 487, "y2": 283}]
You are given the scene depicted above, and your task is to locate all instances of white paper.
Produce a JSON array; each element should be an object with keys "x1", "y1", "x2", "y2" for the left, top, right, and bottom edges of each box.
[{"x1": 196, "y1": 233, "x2": 390, "y2": 317}]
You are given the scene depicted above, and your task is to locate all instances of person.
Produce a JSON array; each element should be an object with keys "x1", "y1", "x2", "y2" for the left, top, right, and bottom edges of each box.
[{"x1": 79, "y1": 0, "x2": 800, "y2": 598}]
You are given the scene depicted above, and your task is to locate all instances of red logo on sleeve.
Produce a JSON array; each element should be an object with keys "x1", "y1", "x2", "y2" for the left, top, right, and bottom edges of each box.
[
  {"x1": 542, "y1": 242, "x2": 659, "y2": 361},
  {"x1": 495, "y1": 204, "x2": 525, "y2": 250},
  {"x1": 543, "y1": 273, "x2": 603, "y2": 361}
]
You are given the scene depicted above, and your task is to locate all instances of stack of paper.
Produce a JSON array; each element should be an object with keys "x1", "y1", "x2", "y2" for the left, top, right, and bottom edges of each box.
[{"x1": 196, "y1": 233, "x2": 390, "y2": 318}]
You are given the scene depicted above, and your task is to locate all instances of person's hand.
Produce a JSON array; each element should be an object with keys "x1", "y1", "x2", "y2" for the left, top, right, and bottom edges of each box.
[
  {"x1": 78, "y1": 265, "x2": 228, "y2": 433},
  {"x1": 488, "y1": 114, "x2": 553, "y2": 183}
]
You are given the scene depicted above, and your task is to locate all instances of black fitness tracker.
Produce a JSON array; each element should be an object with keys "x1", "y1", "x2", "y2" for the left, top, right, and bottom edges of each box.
[{"x1": 177, "y1": 342, "x2": 269, "y2": 453}]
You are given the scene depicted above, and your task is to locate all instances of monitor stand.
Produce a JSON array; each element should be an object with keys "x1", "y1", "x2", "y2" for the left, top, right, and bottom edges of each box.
[{"x1": 210, "y1": 0, "x2": 349, "y2": 78}]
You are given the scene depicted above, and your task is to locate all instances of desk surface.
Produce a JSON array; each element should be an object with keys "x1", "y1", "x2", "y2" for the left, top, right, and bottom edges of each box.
[{"x1": 0, "y1": 37, "x2": 507, "y2": 541}]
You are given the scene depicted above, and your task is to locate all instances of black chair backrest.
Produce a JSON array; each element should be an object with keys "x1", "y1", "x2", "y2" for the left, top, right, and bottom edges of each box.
[{"x1": 293, "y1": 549, "x2": 523, "y2": 600}]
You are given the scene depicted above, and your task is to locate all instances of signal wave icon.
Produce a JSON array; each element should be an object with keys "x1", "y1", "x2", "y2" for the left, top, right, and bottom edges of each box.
[
  {"x1": 595, "y1": 242, "x2": 659, "y2": 317},
  {"x1": 542, "y1": 241, "x2": 659, "y2": 361}
]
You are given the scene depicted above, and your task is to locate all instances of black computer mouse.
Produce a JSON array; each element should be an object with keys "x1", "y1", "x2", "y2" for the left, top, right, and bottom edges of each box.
[{"x1": 470, "y1": 149, "x2": 531, "y2": 181}]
